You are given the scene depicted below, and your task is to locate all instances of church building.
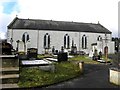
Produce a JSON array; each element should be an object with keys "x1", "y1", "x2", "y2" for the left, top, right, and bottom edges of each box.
[{"x1": 7, "y1": 17, "x2": 115, "y2": 55}]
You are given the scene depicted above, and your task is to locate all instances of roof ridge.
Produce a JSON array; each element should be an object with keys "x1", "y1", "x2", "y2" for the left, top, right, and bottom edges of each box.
[
  {"x1": 8, "y1": 17, "x2": 112, "y2": 34},
  {"x1": 17, "y1": 17, "x2": 96, "y2": 25}
]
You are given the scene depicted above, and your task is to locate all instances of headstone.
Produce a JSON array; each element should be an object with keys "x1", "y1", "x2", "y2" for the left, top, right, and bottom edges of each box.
[
  {"x1": 27, "y1": 48, "x2": 38, "y2": 60},
  {"x1": 18, "y1": 53, "x2": 28, "y2": 60},
  {"x1": 52, "y1": 46, "x2": 55, "y2": 54},
  {"x1": 1, "y1": 42, "x2": 13, "y2": 55},
  {"x1": 89, "y1": 50, "x2": 94, "y2": 58},
  {"x1": 71, "y1": 44, "x2": 77, "y2": 55},
  {"x1": 99, "y1": 51, "x2": 102, "y2": 59},
  {"x1": 92, "y1": 49, "x2": 98, "y2": 60},
  {"x1": 61, "y1": 46, "x2": 64, "y2": 53},
  {"x1": 18, "y1": 41, "x2": 24, "y2": 52},
  {"x1": 57, "y1": 52, "x2": 68, "y2": 62},
  {"x1": 55, "y1": 50, "x2": 59, "y2": 55},
  {"x1": 94, "y1": 49, "x2": 98, "y2": 56}
]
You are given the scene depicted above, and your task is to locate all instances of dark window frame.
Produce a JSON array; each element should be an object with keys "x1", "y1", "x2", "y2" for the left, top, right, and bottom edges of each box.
[
  {"x1": 22, "y1": 32, "x2": 29, "y2": 43},
  {"x1": 44, "y1": 33, "x2": 50, "y2": 49},
  {"x1": 97, "y1": 35, "x2": 102, "y2": 41},
  {"x1": 64, "y1": 34, "x2": 70, "y2": 49},
  {"x1": 82, "y1": 35, "x2": 87, "y2": 49}
]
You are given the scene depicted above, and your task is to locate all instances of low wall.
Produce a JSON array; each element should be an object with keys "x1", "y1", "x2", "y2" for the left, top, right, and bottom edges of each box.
[
  {"x1": 1, "y1": 55, "x2": 19, "y2": 67},
  {"x1": 109, "y1": 68, "x2": 120, "y2": 86}
]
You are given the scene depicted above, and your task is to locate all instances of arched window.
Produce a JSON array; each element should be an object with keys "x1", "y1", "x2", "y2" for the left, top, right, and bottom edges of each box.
[
  {"x1": 64, "y1": 34, "x2": 70, "y2": 49},
  {"x1": 44, "y1": 33, "x2": 50, "y2": 49},
  {"x1": 82, "y1": 35, "x2": 87, "y2": 49},
  {"x1": 22, "y1": 32, "x2": 29, "y2": 43},
  {"x1": 97, "y1": 35, "x2": 102, "y2": 41}
]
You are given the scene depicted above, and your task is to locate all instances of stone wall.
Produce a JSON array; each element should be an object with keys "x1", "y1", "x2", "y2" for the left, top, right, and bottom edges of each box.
[{"x1": 109, "y1": 68, "x2": 120, "y2": 85}]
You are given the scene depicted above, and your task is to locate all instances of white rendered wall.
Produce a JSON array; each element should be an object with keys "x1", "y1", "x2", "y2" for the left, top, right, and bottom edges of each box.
[
  {"x1": 80, "y1": 32, "x2": 105, "y2": 54},
  {"x1": 38, "y1": 30, "x2": 80, "y2": 54},
  {"x1": 7, "y1": 29, "x2": 114, "y2": 54},
  {"x1": 7, "y1": 29, "x2": 38, "y2": 50}
]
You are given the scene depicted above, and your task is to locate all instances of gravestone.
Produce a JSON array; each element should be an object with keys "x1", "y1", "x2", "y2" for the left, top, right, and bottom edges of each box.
[
  {"x1": 18, "y1": 51, "x2": 28, "y2": 60},
  {"x1": 52, "y1": 46, "x2": 55, "y2": 54},
  {"x1": 27, "y1": 48, "x2": 38, "y2": 60},
  {"x1": 99, "y1": 51, "x2": 102, "y2": 59},
  {"x1": 57, "y1": 52, "x2": 68, "y2": 62},
  {"x1": 61, "y1": 46, "x2": 64, "y2": 53},
  {"x1": 54, "y1": 50, "x2": 59, "y2": 55},
  {"x1": 92, "y1": 49, "x2": 98, "y2": 60},
  {"x1": 0, "y1": 41, "x2": 13, "y2": 55},
  {"x1": 89, "y1": 50, "x2": 94, "y2": 58},
  {"x1": 71, "y1": 44, "x2": 77, "y2": 55}
]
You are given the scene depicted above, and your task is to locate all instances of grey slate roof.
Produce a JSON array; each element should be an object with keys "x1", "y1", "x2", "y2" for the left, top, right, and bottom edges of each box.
[{"x1": 7, "y1": 17, "x2": 112, "y2": 34}]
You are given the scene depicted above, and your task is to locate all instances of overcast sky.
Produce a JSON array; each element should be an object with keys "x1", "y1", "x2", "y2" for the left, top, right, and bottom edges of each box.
[{"x1": 0, "y1": 0, "x2": 119, "y2": 39}]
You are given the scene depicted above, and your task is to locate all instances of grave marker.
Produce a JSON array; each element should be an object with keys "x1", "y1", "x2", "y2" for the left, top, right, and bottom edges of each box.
[
  {"x1": 57, "y1": 52, "x2": 68, "y2": 62},
  {"x1": 27, "y1": 48, "x2": 38, "y2": 60}
]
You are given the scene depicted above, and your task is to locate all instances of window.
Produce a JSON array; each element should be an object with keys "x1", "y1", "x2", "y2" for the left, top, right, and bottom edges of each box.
[
  {"x1": 44, "y1": 33, "x2": 50, "y2": 49},
  {"x1": 97, "y1": 35, "x2": 102, "y2": 41},
  {"x1": 82, "y1": 35, "x2": 87, "y2": 49},
  {"x1": 22, "y1": 32, "x2": 29, "y2": 43},
  {"x1": 64, "y1": 34, "x2": 70, "y2": 49}
]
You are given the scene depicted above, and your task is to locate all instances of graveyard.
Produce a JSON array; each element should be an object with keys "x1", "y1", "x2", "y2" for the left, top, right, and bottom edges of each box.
[
  {"x1": 17, "y1": 54, "x2": 112, "y2": 88},
  {"x1": 1, "y1": 53, "x2": 113, "y2": 89},
  {"x1": 18, "y1": 61, "x2": 80, "y2": 88},
  {"x1": 1, "y1": 40, "x2": 119, "y2": 89}
]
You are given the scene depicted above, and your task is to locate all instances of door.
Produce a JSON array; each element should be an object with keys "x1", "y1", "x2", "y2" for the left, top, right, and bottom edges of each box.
[{"x1": 104, "y1": 46, "x2": 108, "y2": 55}]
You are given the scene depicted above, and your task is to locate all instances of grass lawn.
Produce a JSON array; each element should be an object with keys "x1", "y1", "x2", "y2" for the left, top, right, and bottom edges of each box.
[
  {"x1": 69, "y1": 55, "x2": 100, "y2": 64},
  {"x1": 69, "y1": 55, "x2": 113, "y2": 64},
  {"x1": 18, "y1": 61, "x2": 81, "y2": 88},
  {"x1": 102, "y1": 55, "x2": 113, "y2": 62},
  {"x1": 18, "y1": 54, "x2": 113, "y2": 88}
]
